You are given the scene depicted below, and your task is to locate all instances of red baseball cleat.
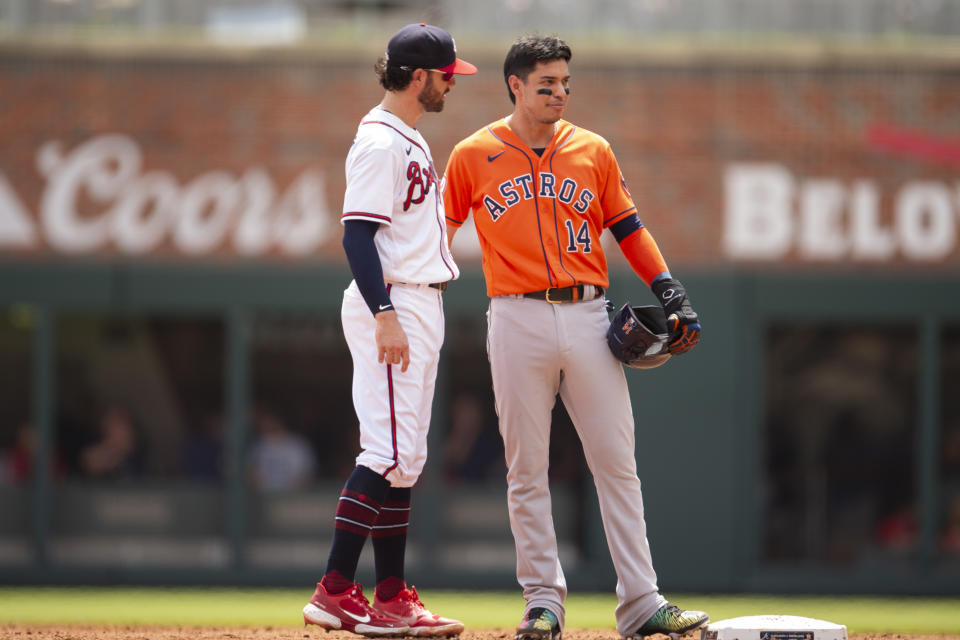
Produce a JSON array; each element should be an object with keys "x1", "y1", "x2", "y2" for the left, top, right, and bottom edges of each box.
[
  {"x1": 302, "y1": 581, "x2": 410, "y2": 636},
  {"x1": 373, "y1": 585, "x2": 464, "y2": 637}
]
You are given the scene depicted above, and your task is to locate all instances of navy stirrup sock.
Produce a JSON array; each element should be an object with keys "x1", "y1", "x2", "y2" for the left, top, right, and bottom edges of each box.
[
  {"x1": 323, "y1": 465, "x2": 390, "y2": 589},
  {"x1": 373, "y1": 486, "x2": 412, "y2": 600}
]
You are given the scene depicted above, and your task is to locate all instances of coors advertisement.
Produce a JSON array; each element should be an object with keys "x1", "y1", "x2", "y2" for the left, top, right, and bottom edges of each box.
[
  {"x1": 1, "y1": 52, "x2": 958, "y2": 268},
  {"x1": 0, "y1": 134, "x2": 335, "y2": 258},
  {"x1": 4, "y1": 134, "x2": 956, "y2": 265}
]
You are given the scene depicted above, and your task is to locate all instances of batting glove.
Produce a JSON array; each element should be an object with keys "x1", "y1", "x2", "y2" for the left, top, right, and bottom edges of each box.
[{"x1": 651, "y1": 276, "x2": 701, "y2": 355}]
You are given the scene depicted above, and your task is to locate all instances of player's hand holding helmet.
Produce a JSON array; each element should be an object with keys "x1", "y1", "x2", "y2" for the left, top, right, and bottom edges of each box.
[
  {"x1": 650, "y1": 276, "x2": 701, "y2": 354},
  {"x1": 606, "y1": 304, "x2": 672, "y2": 369}
]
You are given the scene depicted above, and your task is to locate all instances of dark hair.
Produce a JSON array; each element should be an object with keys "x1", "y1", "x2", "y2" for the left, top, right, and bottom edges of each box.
[
  {"x1": 374, "y1": 56, "x2": 415, "y2": 91},
  {"x1": 503, "y1": 35, "x2": 572, "y2": 104}
]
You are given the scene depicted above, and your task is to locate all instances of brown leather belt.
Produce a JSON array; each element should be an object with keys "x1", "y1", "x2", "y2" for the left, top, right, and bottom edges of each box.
[
  {"x1": 429, "y1": 282, "x2": 448, "y2": 292},
  {"x1": 523, "y1": 284, "x2": 604, "y2": 303}
]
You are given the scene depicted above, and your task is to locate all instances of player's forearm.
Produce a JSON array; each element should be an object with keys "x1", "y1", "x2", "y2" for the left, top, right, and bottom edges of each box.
[
  {"x1": 609, "y1": 215, "x2": 670, "y2": 285},
  {"x1": 342, "y1": 220, "x2": 394, "y2": 315}
]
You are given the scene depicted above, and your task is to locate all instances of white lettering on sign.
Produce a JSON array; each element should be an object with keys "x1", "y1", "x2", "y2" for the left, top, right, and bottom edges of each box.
[
  {"x1": 0, "y1": 174, "x2": 36, "y2": 247},
  {"x1": 0, "y1": 133, "x2": 333, "y2": 256},
  {"x1": 724, "y1": 163, "x2": 960, "y2": 261},
  {"x1": 896, "y1": 182, "x2": 956, "y2": 260},
  {"x1": 723, "y1": 164, "x2": 794, "y2": 259},
  {"x1": 849, "y1": 181, "x2": 894, "y2": 260},
  {"x1": 799, "y1": 179, "x2": 847, "y2": 259},
  {"x1": 174, "y1": 170, "x2": 241, "y2": 255}
]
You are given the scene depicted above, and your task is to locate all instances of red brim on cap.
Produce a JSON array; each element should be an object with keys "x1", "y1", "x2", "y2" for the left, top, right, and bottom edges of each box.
[{"x1": 439, "y1": 58, "x2": 477, "y2": 76}]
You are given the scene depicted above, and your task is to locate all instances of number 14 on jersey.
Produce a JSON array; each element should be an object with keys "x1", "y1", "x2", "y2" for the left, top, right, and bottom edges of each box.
[{"x1": 565, "y1": 219, "x2": 592, "y2": 253}]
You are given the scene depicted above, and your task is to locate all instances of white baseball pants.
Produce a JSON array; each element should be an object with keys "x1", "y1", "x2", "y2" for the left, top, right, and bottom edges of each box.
[{"x1": 342, "y1": 280, "x2": 444, "y2": 488}]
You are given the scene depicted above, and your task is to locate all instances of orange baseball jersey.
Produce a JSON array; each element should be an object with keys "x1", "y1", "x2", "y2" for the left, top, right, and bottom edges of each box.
[{"x1": 443, "y1": 118, "x2": 637, "y2": 297}]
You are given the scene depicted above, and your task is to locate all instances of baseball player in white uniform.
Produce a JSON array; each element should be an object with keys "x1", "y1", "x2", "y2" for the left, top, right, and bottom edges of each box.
[{"x1": 302, "y1": 23, "x2": 476, "y2": 638}]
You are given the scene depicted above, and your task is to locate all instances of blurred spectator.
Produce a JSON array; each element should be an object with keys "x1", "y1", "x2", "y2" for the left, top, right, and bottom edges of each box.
[
  {"x1": 944, "y1": 428, "x2": 960, "y2": 470},
  {"x1": 941, "y1": 427, "x2": 960, "y2": 554},
  {"x1": 763, "y1": 327, "x2": 918, "y2": 565},
  {"x1": 443, "y1": 392, "x2": 504, "y2": 484},
  {"x1": 182, "y1": 412, "x2": 223, "y2": 481},
  {"x1": 78, "y1": 405, "x2": 145, "y2": 479},
  {"x1": 0, "y1": 422, "x2": 34, "y2": 484},
  {"x1": 874, "y1": 502, "x2": 918, "y2": 552},
  {"x1": 0, "y1": 422, "x2": 65, "y2": 485},
  {"x1": 248, "y1": 408, "x2": 316, "y2": 491},
  {"x1": 940, "y1": 493, "x2": 960, "y2": 554}
]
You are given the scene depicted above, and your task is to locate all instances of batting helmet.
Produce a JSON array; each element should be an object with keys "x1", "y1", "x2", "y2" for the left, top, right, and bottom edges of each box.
[{"x1": 606, "y1": 303, "x2": 672, "y2": 370}]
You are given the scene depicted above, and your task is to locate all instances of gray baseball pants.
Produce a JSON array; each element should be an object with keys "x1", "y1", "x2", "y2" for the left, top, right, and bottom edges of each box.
[{"x1": 487, "y1": 295, "x2": 667, "y2": 636}]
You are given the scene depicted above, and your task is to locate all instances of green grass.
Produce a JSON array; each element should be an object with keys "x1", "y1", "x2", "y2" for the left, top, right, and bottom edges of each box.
[{"x1": 0, "y1": 589, "x2": 958, "y2": 634}]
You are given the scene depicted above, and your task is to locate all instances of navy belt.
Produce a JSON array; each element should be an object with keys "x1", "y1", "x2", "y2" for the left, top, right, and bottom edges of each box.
[
  {"x1": 429, "y1": 282, "x2": 448, "y2": 292},
  {"x1": 523, "y1": 284, "x2": 603, "y2": 303}
]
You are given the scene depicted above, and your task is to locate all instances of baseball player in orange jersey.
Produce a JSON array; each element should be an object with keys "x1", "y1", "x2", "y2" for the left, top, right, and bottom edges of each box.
[
  {"x1": 443, "y1": 36, "x2": 707, "y2": 640},
  {"x1": 302, "y1": 23, "x2": 475, "y2": 637}
]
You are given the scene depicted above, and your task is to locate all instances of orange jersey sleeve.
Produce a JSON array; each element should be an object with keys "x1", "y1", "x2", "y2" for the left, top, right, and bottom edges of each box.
[
  {"x1": 617, "y1": 226, "x2": 670, "y2": 285},
  {"x1": 443, "y1": 119, "x2": 638, "y2": 297}
]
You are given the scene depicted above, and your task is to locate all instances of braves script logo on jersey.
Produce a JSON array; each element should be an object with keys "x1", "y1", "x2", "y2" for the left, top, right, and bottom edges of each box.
[
  {"x1": 403, "y1": 161, "x2": 436, "y2": 212},
  {"x1": 481, "y1": 171, "x2": 595, "y2": 221}
]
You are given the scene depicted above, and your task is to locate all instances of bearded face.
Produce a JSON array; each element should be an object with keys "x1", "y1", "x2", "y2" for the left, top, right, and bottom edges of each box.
[{"x1": 418, "y1": 73, "x2": 447, "y2": 112}]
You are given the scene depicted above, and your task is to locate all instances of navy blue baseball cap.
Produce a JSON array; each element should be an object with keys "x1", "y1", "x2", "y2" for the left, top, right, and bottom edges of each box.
[{"x1": 386, "y1": 23, "x2": 477, "y2": 76}]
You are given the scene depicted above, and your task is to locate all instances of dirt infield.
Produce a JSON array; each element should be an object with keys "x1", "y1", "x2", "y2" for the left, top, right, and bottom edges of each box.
[{"x1": 4, "y1": 628, "x2": 960, "y2": 640}]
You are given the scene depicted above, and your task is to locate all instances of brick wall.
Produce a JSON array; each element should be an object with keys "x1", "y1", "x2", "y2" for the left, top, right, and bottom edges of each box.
[{"x1": 1, "y1": 45, "x2": 958, "y2": 269}]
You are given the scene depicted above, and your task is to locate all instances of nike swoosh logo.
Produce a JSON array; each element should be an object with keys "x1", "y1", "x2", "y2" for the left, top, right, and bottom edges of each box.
[
  {"x1": 487, "y1": 151, "x2": 505, "y2": 162},
  {"x1": 405, "y1": 146, "x2": 412, "y2": 155},
  {"x1": 379, "y1": 304, "x2": 392, "y2": 311},
  {"x1": 342, "y1": 610, "x2": 371, "y2": 623}
]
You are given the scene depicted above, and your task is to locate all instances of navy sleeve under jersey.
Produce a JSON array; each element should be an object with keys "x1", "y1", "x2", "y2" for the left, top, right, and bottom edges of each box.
[{"x1": 342, "y1": 220, "x2": 393, "y2": 315}]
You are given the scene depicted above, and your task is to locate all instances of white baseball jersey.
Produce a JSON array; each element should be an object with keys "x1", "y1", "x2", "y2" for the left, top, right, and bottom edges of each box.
[
  {"x1": 341, "y1": 107, "x2": 459, "y2": 284},
  {"x1": 340, "y1": 106, "x2": 452, "y2": 488}
]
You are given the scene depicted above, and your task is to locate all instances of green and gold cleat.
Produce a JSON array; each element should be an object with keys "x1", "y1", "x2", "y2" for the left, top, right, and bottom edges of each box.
[
  {"x1": 516, "y1": 607, "x2": 562, "y2": 640},
  {"x1": 627, "y1": 603, "x2": 709, "y2": 639}
]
